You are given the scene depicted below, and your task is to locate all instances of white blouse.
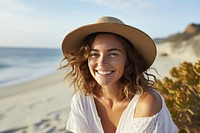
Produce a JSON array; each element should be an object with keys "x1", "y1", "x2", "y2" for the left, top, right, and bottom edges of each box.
[{"x1": 66, "y1": 90, "x2": 178, "y2": 133}]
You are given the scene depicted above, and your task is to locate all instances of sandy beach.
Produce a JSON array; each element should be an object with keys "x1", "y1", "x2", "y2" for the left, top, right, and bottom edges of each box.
[
  {"x1": 0, "y1": 71, "x2": 74, "y2": 133},
  {"x1": 0, "y1": 43, "x2": 198, "y2": 133}
]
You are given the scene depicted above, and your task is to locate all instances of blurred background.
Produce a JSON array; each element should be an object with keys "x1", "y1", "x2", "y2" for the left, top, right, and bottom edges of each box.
[
  {"x1": 1, "y1": 0, "x2": 199, "y2": 48},
  {"x1": 0, "y1": 0, "x2": 199, "y2": 132}
]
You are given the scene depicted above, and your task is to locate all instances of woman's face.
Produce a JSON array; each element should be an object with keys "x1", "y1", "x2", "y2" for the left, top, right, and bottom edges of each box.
[{"x1": 88, "y1": 34, "x2": 127, "y2": 87}]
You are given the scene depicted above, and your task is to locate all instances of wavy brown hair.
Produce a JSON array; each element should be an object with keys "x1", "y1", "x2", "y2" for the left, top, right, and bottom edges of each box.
[{"x1": 61, "y1": 32, "x2": 156, "y2": 101}]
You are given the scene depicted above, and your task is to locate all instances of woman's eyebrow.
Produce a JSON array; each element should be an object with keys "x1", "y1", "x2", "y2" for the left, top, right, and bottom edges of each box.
[
  {"x1": 90, "y1": 48, "x2": 122, "y2": 52},
  {"x1": 107, "y1": 48, "x2": 122, "y2": 52},
  {"x1": 90, "y1": 49, "x2": 99, "y2": 52}
]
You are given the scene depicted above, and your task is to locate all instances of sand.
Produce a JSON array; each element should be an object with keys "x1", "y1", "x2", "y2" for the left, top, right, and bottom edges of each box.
[
  {"x1": 0, "y1": 71, "x2": 74, "y2": 133},
  {"x1": 0, "y1": 43, "x2": 198, "y2": 133}
]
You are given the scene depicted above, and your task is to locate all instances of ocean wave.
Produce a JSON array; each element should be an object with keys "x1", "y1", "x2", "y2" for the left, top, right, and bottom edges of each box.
[{"x1": 0, "y1": 63, "x2": 12, "y2": 69}]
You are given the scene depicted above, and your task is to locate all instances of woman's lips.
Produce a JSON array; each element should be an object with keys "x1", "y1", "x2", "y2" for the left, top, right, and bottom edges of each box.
[{"x1": 96, "y1": 70, "x2": 114, "y2": 75}]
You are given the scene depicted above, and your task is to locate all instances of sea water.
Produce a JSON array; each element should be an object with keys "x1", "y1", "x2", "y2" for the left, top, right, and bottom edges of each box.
[{"x1": 0, "y1": 47, "x2": 63, "y2": 88}]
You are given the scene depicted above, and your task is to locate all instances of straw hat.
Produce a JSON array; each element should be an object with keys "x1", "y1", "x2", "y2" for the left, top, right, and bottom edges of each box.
[{"x1": 62, "y1": 16, "x2": 157, "y2": 70}]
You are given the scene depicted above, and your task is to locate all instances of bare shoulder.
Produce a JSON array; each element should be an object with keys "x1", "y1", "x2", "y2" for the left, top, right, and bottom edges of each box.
[{"x1": 134, "y1": 90, "x2": 162, "y2": 118}]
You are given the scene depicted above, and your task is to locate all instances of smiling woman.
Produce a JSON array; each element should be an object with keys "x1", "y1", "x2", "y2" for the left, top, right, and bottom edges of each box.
[
  {"x1": 60, "y1": 16, "x2": 178, "y2": 133},
  {"x1": 87, "y1": 33, "x2": 126, "y2": 88}
]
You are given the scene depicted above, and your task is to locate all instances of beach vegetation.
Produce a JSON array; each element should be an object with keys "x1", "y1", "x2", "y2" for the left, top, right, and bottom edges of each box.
[{"x1": 155, "y1": 60, "x2": 200, "y2": 133}]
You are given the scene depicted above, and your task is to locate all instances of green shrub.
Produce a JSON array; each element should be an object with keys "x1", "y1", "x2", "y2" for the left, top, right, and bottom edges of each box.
[{"x1": 155, "y1": 60, "x2": 200, "y2": 132}]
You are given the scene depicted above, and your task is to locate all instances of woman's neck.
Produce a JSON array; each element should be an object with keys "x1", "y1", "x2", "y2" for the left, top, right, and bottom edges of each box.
[{"x1": 101, "y1": 84, "x2": 120, "y2": 102}]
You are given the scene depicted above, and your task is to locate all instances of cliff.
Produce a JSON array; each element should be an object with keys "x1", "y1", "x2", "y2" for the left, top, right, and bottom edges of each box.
[
  {"x1": 156, "y1": 23, "x2": 200, "y2": 58},
  {"x1": 184, "y1": 23, "x2": 200, "y2": 34}
]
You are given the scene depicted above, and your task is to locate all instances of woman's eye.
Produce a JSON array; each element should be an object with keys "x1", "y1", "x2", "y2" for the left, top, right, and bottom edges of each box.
[
  {"x1": 109, "y1": 53, "x2": 118, "y2": 57},
  {"x1": 90, "y1": 53, "x2": 99, "y2": 58}
]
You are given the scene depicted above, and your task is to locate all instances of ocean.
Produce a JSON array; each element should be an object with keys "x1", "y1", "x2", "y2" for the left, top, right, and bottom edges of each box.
[{"x1": 0, "y1": 47, "x2": 63, "y2": 88}]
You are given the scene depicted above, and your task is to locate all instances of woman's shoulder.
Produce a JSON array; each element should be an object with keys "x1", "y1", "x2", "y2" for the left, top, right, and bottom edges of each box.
[
  {"x1": 71, "y1": 91, "x2": 93, "y2": 109},
  {"x1": 71, "y1": 91, "x2": 89, "y2": 103},
  {"x1": 134, "y1": 90, "x2": 162, "y2": 118},
  {"x1": 72, "y1": 91, "x2": 84, "y2": 99}
]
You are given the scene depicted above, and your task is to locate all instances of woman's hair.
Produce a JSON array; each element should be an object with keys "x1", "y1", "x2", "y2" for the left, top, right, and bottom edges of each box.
[{"x1": 61, "y1": 32, "x2": 156, "y2": 101}]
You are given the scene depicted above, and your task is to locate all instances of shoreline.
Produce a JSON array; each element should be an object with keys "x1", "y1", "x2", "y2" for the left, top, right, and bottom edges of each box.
[{"x1": 0, "y1": 70, "x2": 67, "y2": 99}]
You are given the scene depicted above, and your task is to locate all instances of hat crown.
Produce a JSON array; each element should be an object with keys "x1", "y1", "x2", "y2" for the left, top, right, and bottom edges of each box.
[{"x1": 96, "y1": 16, "x2": 124, "y2": 24}]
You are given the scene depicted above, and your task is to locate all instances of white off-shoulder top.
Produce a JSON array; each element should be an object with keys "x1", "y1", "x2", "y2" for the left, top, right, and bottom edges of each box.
[{"x1": 66, "y1": 90, "x2": 178, "y2": 133}]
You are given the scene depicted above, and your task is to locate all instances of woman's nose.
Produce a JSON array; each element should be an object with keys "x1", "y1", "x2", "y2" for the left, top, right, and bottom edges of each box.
[{"x1": 98, "y1": 54, "x2": 108, "y2": 65}]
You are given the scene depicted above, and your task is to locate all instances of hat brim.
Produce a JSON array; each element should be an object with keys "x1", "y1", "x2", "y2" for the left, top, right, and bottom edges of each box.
[{"x1": 62, "y1": 23, "x2": 157, "y2": 70}]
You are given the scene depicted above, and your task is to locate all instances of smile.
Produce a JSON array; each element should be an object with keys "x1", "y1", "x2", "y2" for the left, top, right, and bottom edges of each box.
[{"x1": 96, "y1": 70, "x2": 114, "y2": 75}]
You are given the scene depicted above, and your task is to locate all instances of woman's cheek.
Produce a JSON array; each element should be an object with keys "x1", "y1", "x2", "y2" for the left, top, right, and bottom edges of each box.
[{"x1": 88, "y1": 58, "x2": 95, "y2": 66}]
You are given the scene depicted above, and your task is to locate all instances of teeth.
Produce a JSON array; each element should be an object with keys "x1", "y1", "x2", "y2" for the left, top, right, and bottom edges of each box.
[{"x1": 97, "y1": 70, "x2": 112, "y2": 75}]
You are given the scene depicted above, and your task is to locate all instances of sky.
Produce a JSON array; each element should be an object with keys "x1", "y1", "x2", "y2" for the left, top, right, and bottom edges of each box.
[{"x1": 0, "y1": 0, "x2": 200, "y2": 48}]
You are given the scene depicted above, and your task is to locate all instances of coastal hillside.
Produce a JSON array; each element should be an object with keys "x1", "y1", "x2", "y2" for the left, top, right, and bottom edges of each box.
[
  {"x1": 156, "y1": 23, "x2": 200, "y2": 59},
  {"x1": 154, "y1": 24, "x2": 200, "y2": 132}
]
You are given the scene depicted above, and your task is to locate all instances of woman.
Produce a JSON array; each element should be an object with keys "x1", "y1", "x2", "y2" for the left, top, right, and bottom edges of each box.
[{"x1": 61, "y1": 16, "x2": 178, "y2": 133}]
